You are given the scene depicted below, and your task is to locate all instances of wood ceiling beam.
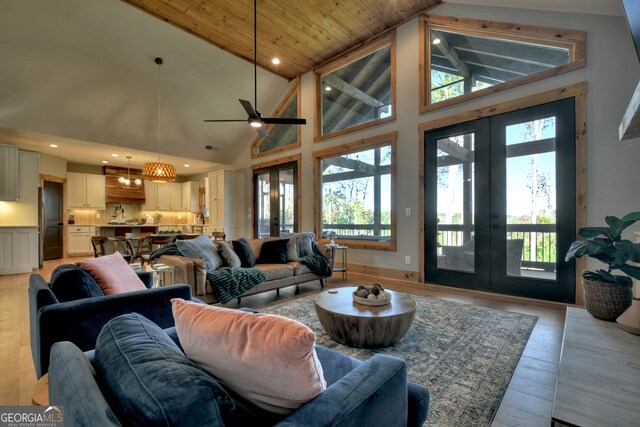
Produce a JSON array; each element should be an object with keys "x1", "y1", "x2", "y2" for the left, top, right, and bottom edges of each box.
[
  {"x1": 433, "y1": 34, "x2": 470, "y2": 78},
  {"x1": 323, "y1": 74, "x2": 384, "y2": 108}
]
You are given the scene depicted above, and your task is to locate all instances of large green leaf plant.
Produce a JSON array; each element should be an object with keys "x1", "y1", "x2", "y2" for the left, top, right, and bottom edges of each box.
[{"x1": 565, "y1": 212, "x2": 640, "y2": 285}]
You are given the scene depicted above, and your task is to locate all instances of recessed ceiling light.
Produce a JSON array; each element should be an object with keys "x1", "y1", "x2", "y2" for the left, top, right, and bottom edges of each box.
[
  {"x1": 184, "y1": 164, "x2": 191, "y2": 168},
  {"x1": 271, "y1": 57, "x2": 280, "y2": 65},
  {"x1": 325, "y1": 86, "x2": 332, "y2": 92},
  {"x1": 432, "y1": 38, "x2": 441, "y2": 45},
  {"x1": 49, "y1": 144, "x2": 58, "y2": 148},
  {"x1": 111, "y1": 153, "x2": 118, "y2": 157},
  {"x1": 102, "y1": 160, "x2": 109, "y2": 164}
]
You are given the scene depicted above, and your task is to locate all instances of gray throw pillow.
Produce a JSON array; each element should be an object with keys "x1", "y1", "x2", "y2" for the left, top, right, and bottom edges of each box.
[
  {"x1": 286, "y1": 238, "x2": 298, "y2": 262},
  {"x1": 281, "y1": 232, "x2": 315, "y2": 258},
  {"x1": 218, "y1": 241, "x2": 242, "y2": 268}
]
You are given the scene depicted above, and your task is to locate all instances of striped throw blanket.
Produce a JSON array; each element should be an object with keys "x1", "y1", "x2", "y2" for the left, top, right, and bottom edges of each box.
[{"x1": 149, "y1": 243, "x2": 265, "y2": 304}]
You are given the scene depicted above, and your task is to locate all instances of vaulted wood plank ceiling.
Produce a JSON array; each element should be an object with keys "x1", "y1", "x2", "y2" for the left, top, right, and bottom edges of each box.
[{"x1": 121, "y1": 0, "x2": 442, "y2": 79}]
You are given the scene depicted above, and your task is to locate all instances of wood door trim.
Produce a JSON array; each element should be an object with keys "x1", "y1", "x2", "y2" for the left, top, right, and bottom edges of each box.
[{"x1": 418, "y1": 82, "x2": 587, "y2": 304}]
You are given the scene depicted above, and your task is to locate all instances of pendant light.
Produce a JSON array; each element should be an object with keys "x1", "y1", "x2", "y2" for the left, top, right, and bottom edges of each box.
[
  {"x1": 118, "y1": 156, "x2": 143, "y2": 188},
  {"x1": 143, "y1": 57, "x2": 176, "y2": 183}
]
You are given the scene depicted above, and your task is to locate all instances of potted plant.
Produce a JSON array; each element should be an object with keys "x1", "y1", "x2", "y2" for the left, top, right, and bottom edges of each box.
[{"x1": 565, "y1": 212, "x2": 640, "y2": 321}]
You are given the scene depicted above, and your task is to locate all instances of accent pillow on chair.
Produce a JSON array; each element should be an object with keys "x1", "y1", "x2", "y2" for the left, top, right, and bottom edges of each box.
[
  {"x1": 172, "y1": 298, "x2": 326, "y2": 414},
  {"x1": 76, "y1": 252, "x2": 146, "y2": 295},
  {"x1": 49, "y1": 264, "x2": 104, "y2": 302},
  {"x1": 95, "y1": 313, "x2": 237, "y2": 426}
]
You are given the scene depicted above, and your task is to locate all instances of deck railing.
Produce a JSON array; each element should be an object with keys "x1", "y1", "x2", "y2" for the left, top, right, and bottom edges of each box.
[{"x1": 437, "y1": 223, "x2": 556, "y2": 272}]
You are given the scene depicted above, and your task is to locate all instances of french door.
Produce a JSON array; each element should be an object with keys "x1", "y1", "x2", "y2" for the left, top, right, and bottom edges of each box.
[
  {"x1": 253, "y1": 161, "x2": 298, "y2": 238},
  {"x1": 425, "y1": 99, "x2": 576, "y2": 303}
]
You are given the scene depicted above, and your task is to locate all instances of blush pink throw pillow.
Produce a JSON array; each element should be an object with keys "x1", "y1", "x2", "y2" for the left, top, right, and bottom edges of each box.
[
  {"x1": 76, "y1": 252, "x2": 146, "y2": 295},
  {"x1": 172, "y1": 298, "x2": 326, "y2": 414}
]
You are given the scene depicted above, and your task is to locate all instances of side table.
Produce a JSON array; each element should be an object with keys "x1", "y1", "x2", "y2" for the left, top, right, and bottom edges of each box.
[
  {"x1": 332, "y1": 245, "x2": 348, "y2": 281},
  {"x1": 130, "y1": 263, "x2": 175, "y2": 287}
]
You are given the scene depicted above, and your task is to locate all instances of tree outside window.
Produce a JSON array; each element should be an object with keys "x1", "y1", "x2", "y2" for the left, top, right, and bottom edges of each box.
[{"x1": 314, "y1": 132, "x2": 396, "y2": 250}]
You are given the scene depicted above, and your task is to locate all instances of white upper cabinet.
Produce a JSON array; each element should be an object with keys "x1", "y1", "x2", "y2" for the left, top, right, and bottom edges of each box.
[
  {"x1": 67, "y1": 172, "x2": 105, "y2": 209},
  {"x1": 0, "y1": 144, "x2": 19, "y2": 201},
  {"x1": 182, "y1": 181, "x2": 199, "y2": 212}
]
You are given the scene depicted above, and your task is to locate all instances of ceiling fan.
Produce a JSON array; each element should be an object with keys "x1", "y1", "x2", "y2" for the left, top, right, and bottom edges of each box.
[{"x1": 204, "y1": 0, "x2": 306, "y2": 137}]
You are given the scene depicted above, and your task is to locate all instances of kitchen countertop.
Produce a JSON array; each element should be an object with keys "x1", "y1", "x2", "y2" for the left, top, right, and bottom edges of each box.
[{"x1": 71, "y1": 224, "x2": 205, "y2": 227}]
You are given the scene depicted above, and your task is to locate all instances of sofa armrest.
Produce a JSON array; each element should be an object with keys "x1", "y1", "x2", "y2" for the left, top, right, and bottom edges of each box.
[
  {"x1": 275, "y1": 354, "x2": 408, "y2": 427},
  {"x1": 316, "y1": 244, "x2": 336, "y2": 270},
  {"x1": 157, "y1": 255, "x2": 207, "y2": 296},
  {"x1": 34, "y1": 284, "x2": 192, "y2": 378},
  {"x1": 49, "y1": 342, "x2": 122, "y2": 426},
  {"x1": 136, "y1": 271, "x2": 154, "y2": 288}
]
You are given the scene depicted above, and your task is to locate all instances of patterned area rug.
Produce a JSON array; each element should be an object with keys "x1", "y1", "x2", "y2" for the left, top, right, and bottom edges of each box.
[{"x1": 262, "y1": 292, "x2": 538, "y2": 426}]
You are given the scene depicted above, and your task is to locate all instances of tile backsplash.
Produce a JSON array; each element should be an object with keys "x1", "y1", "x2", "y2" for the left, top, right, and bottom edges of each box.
[{"x1": 68, "y1": 203, "x2": 196, "y2": 225}]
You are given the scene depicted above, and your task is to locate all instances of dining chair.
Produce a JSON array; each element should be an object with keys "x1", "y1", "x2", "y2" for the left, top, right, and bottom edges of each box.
[
  {"x1": 90, "y1": 236, "x2": 109, "y2": 258},
  {"x1": 125, "y1": 232, "x2": 153, "y2": 262},
  {"x1": 211, "y1": 231, "x2": 226, "y2": 241}
]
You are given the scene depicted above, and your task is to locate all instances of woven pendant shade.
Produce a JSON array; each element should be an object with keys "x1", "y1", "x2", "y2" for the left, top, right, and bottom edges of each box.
[{"x1": 142, "y1": 162, "x2": 176, "y2": 182}]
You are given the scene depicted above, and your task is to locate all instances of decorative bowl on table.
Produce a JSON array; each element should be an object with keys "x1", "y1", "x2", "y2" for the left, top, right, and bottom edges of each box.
[{"x1": 352, "y1": 283, "x2": 392, "y2": 306}]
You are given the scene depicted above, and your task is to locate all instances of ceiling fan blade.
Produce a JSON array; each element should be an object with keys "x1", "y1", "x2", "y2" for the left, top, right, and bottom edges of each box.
[
  {"x1": 262, "y1": 117, "x2": 307, "y2": 125},
  {"x1": 257, "y1": 126, "x2": 269, "y2": 138},
  {"x1": 203, "y1": 119, "x2": 247, "y2": 122},
  {"x1": 239, "y1": 99, "x2": 259, "y2": 119}
]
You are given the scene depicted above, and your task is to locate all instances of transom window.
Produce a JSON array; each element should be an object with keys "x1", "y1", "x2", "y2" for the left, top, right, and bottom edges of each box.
[
  {"x1": 314, "y1": 32, "x2": 396, "y2": 141},
  {"x1": 420, "y1": 15, "x2": 586, "y2": 112},
  {"x1": 313, "y1": 132, "x2": 396, "y2": 250},
  {"x1": 251, "y1": 81, "x2": 301, "y2": 158}
]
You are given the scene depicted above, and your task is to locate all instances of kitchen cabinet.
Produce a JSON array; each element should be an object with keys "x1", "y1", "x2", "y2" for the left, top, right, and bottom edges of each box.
[
  {"x1": 207, "y1": 170, "x2": 245, "y2": 240},
  {"x1": 143, "y1": 181, "x2": 182, "y2": 211},
  {"x1": 67, "y1": 173, "x2": 106, "y2": 209},
  {"x1": 0, "y1": 144, "x2": 19, "y2": 201},
  {"x1": 67, "y1": 225, "x2": 95, "y2": 256},
  {"x1": 181, "y1": 181, "x2": 199, "y2": 212}
]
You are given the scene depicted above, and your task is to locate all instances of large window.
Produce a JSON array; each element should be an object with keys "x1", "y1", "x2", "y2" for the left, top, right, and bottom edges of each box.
[
  {"x1": 251, "y1": 80, "x2": 301, "y2": 158},
  {"x1": 313, "y1": 132, "x2": 396, "y2": 250},
  {"x1": 314, "y1": 32, "x2": 395, "y2": 141},
  {"x1": 419, "y1": 15, "x2": 586, "y2": 112}
]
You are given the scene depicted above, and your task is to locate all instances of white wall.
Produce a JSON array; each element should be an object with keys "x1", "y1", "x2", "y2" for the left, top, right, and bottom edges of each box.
[
  {"x1": 39, "y1": 153, "x2": 67, "y2": 178},
  {"x1": 253, "y1": 4, "x2": 640, "y2": 273}
]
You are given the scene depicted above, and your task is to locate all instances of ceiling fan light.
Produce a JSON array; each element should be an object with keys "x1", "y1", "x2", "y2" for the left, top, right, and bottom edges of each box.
[
  {"x1": 143, "y1": 161, "x2": 176, "y2": 183},
  {"x1": 250, "y1": 119, "x2": 263, "y2": 128}
]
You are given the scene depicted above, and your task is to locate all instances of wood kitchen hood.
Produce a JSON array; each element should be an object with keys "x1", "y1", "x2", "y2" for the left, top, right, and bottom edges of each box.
[{"x1": 103, "y1": 165, "x2": 145, "y2": 203}]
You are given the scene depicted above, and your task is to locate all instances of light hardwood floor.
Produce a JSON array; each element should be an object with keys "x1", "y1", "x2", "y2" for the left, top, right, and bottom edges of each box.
[{"x1": 0, "y1": 257, "x2": 566, "y2": 426}]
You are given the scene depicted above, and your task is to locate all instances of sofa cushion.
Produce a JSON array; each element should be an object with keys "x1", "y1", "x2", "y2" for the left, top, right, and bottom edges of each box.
[
  {"x1": 232, "y1": 238, "x2": 256, "y2": 268},
  {"x1": 172, "y1": 299, "x2": 326, "y2": 414},
  {"x1": 287, "y1": 261, "x2": 312, "y2": 276},
  {"x1": 95, "y1": 313, "x2": 237, "y2": 426},
  {"x1": 256, "y1": 238, "x2": 288, "y2": 264},
  {"x1": 76, "y1": 252, "x2": 146, "y2": 295},
  {"x1": 49, "y1": 264, "x2": 104, "y2": 302},
  {"x1": 218, "y1": 241, "x2": 241, "y2": 268},
  {"x1": 254, "y1": 263, "x2": 295, "y2": 281}
]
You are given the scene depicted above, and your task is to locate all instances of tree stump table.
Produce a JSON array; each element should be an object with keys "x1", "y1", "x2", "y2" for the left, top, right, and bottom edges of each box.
[{"x1": 314, "y1": 287, "x2": 416, "y2": 348}]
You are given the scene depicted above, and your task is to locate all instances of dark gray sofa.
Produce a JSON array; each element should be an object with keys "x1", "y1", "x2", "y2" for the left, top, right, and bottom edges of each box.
[{"x1": 48, "y1": 313, "x2": 429, "y2": 427}]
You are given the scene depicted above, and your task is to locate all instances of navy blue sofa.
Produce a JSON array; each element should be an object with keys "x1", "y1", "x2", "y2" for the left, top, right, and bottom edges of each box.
[
  {"x1": 29, "y1": 265, "x2": 194, "y2": 378},
  {"x1": 48, "y1": 313, "x2": 429, "y2": 427}
]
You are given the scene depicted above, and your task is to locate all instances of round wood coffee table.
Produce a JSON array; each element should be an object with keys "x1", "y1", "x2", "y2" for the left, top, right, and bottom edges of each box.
[{"x1": 314, "y1": 287, "x2": 416, "y2": 348}]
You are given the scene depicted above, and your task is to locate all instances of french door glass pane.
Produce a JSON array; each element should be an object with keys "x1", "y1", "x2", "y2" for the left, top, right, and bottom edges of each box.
[
  {"x1": 505, "y1": 117, "x2": 557, "y2": 280},
  {"x1": 436, "y1": 132, "x2": 475, "y2": 272},
  {"x1": 279, "y1": 169, "x2": 295, "y2": 234},
  {"x1": 256, "y1": 173, "x2": 270, "y2": 238}
]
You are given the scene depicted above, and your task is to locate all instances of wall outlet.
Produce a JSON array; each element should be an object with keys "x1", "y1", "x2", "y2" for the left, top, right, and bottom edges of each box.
[
  {"x1": 96, "y1": 213, "x2": 100, "y2": 219},
  {"x1": 405, "y1": 207, "x2": 411, "y2": 216},
  {"x1": 405, "y1": 255, "x2": 411, "y2": 265}
]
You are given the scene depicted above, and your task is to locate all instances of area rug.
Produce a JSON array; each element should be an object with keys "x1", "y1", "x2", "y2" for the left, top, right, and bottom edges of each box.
[{"x1": 261, "y1": 292, "x2": 538, "y2": 426}]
